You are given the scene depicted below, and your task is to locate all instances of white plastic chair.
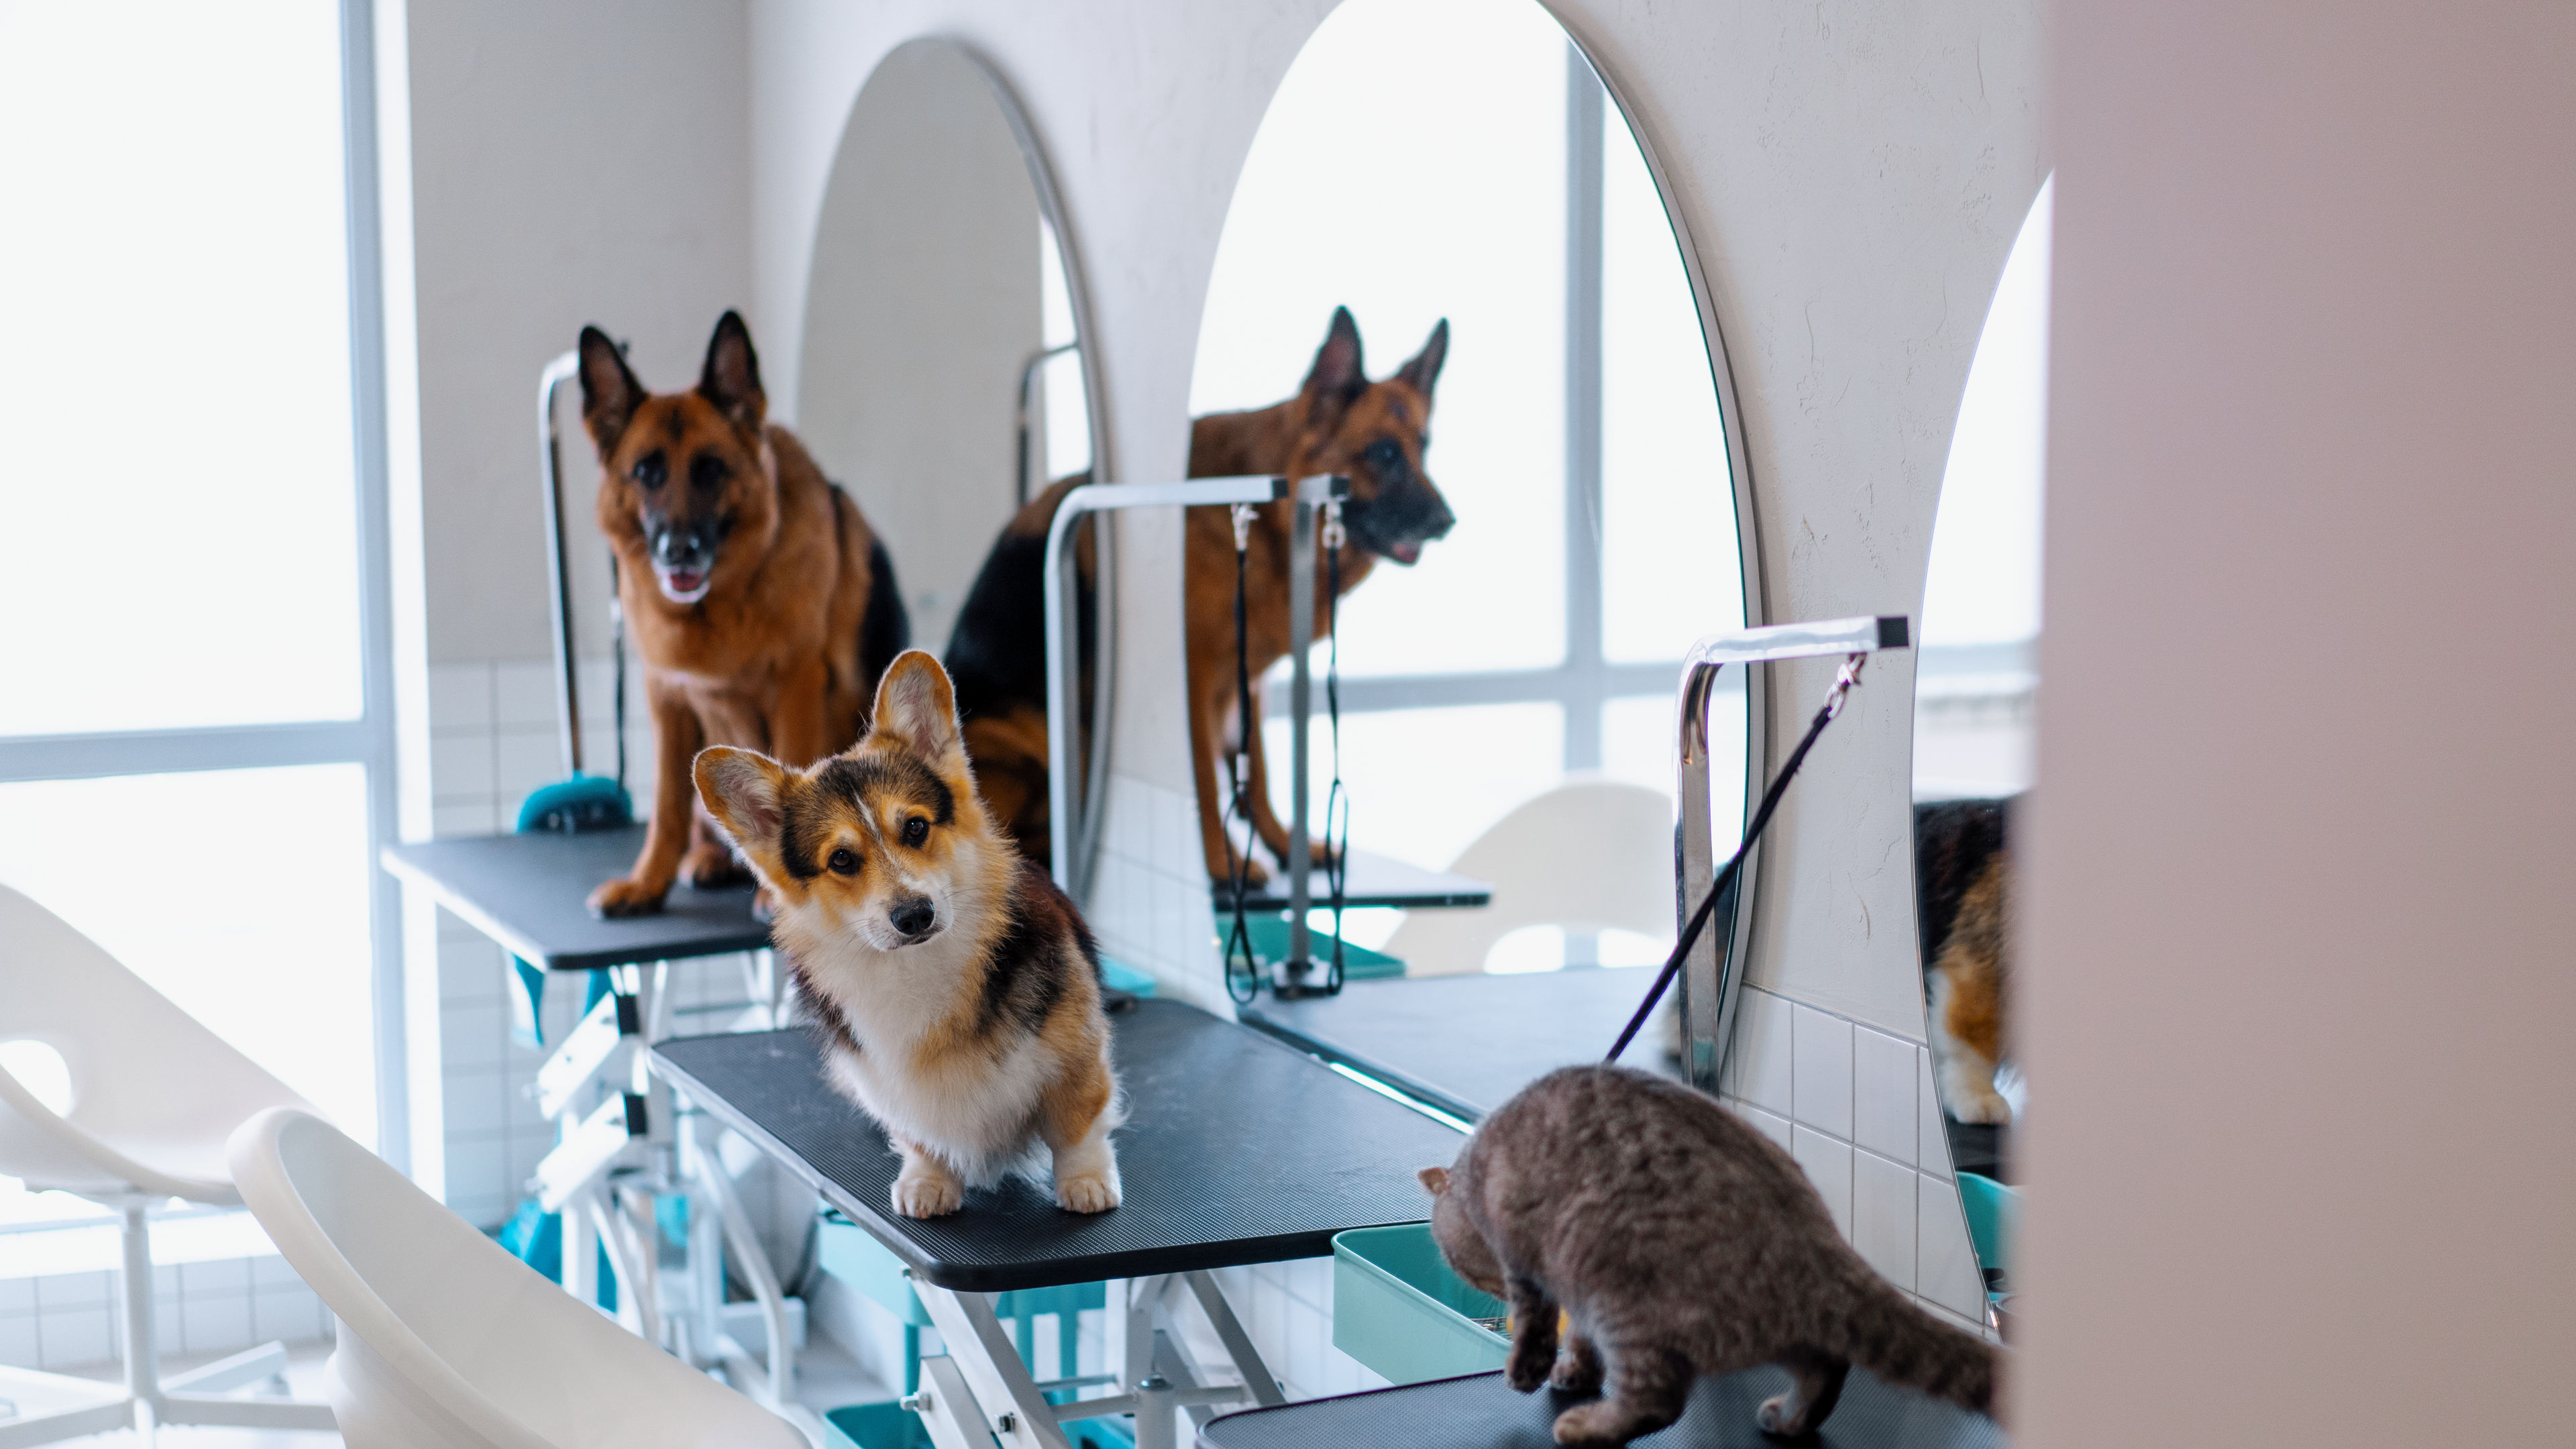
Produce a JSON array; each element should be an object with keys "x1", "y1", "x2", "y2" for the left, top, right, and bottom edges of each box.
[
  {"x1": 229, "y1": 1106, "x2": 804, "y2": 1449},
  {"x1": 0, "y1": 882, "x2": 337, "y2": 1444},
  {"x1": 1383, "y1": 777, "x2": 1674, "y2": 976}
]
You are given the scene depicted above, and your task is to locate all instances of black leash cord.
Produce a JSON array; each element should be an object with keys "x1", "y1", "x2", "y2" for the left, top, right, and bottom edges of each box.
[
  {"x1": 1607, "y1": 653, "x2": 1869, "y2": 1063},
  {"x1": 1222, "y1": 502, "x2": 1262, "y2": 1005},
  {"x1": 1320, "y1": 501, "x2": 1349, "y2": 994}
]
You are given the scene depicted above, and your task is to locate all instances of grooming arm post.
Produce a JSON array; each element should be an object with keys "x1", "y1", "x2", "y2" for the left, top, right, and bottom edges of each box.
[
  {"x1": 1279, "y1": 473, "x2": 1348, "y2": 996},
  {"x1": 1673, "y1": 616, "x2": 1910, "y2": 1090},
  {"x1": 1040, "y1": 476, "x2": 1302, "y2": 898},
  {"x1": 537, "y1": 351, "x2": 584, "y2": 780}
]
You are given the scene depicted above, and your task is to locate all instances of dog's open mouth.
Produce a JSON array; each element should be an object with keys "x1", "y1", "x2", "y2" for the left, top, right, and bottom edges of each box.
[{"x1": 655, "y1": 566, "x2": 712, "y2": 604}]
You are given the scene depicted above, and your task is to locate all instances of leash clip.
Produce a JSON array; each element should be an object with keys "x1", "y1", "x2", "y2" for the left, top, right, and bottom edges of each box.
[
  {"x1": 1320, "y1": 499, "x2": 1346, "y2": 553},
  {"x1": 1821, "y1": 652, "x2": 1868, "y2": 721},
  {"x1": 1230, "y1": 502, "x2": 1255, "y2": 553}
]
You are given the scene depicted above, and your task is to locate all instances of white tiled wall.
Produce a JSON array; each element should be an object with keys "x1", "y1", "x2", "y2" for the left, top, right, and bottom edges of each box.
[
  {"x1": 427, "y1": 657, "x2": 651, "y2": 839},
  {"x1": 1087, "y1": 773, "x2": 1228, "y2": 1013},
  {"x1": 0, "y1": 1253, "x2": 331, "y2": 1373},
  {"x1": 1719, "y1": 983, "x2": 1994, "y2": 1334}
]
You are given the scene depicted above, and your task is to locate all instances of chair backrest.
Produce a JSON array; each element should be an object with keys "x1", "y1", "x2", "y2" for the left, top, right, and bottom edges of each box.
[
  {"x1": 229, "y1": 1108, "x2": 802, "y2": 1449},
  {"x1": 1383, "y1": 777, "x2": 1674, "y2": 976},
  {"x1": 0, "y1": 883, "x2": 309, "y2": 1199}
]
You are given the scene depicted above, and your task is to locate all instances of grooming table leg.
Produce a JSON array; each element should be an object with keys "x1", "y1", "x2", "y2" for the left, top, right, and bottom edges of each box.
[
  {"x1": 686, "y1": 1129, "x2": 793, "y2": 1409},
  {"x1": 1183, "y1": 1271, "x2": 1285, "y2": 1407},
  {"x1": 913, "y1": 1285, "x2": 1077, "y2": 1449}
]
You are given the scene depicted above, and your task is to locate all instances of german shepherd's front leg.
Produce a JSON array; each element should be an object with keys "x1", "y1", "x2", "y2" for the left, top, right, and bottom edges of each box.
[
  {"x1": 590, "y1": 682, "x2": 702, "y2": 916},
  {"x1": 1241, "y1": 679, "x2": 1333, "y2": 872},
  {"x1": 1187, "y1": 663, "x2": 1268, "y2": 888},
  {"x1": 767, "y1": 654, "x2": 833, "y2": 769}
]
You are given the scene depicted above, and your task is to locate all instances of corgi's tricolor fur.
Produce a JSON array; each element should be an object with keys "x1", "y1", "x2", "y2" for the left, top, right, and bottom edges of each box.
[
  {"x1": 1914, "y1": 798, "x2": 2015, "y2": 1125},
  {"x1": 695, "y1": 651, "x2": 1122, "y2": 1218},
  {"x1": 579, "y1": 312, "x2": 908, "y2": 918}
]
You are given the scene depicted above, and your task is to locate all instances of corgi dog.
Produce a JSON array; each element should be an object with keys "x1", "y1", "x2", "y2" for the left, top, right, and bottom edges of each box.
[{"x1": 694, "y1": 651, "x2": 1122, "y2": 1218}]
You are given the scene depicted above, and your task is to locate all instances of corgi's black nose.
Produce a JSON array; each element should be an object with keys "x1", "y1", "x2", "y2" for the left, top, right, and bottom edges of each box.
[{"x1": 889, "y1": 898, "x2": 935, "y2": 937}]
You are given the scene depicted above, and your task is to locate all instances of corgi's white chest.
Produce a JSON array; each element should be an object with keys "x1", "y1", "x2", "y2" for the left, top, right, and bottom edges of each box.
[{"x1": 799, "y1": 930, "x2": 1051, "y2": 1184}]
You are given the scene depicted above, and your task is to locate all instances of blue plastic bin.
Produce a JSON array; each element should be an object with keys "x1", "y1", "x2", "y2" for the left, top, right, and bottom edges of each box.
[{"x1": 1330, "y1": 1223, "x2": 1509, "y2": 1384}]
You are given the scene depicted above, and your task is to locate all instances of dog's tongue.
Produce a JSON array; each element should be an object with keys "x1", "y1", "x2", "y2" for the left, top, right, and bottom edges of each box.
[
  {"x1": 1391, "y1": 541, "x2": 1423, "y2": 565},
  {"x1": 659, "y1": 568, "x2": 708, "y2": 602}
]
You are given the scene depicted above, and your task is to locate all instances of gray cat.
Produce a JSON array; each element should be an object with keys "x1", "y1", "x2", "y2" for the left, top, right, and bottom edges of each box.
[{"x1": 1419, "y1": 1065, "x2": 1996, "y2": 1444}]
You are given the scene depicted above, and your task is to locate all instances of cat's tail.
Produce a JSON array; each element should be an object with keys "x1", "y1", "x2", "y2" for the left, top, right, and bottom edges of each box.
[{"x1": 1832, "y1": 1279, "x2": 1998, "y2": 1419}]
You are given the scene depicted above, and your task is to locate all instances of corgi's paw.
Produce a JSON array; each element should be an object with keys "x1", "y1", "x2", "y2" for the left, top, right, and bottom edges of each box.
[
  {"x1": 682, "y1": 840, "x2": 749, "y2": 890},
  {"x1": 587, "y1": 875, "x2": 668, "y2": 918},
  {"x1": 892, "y1": 1168, "x2": 963, "y2": 1219},
  {"x1": 1055, "y1": 1173, "x2": 1120, "y2": 1214},
  {"x1": 1939, "y1": 1063, "x2": 2014, "y2": 1124}
]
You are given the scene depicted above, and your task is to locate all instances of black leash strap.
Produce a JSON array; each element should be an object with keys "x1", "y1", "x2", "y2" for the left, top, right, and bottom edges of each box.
[
  {"x1": 1607, "y1": 652, "x2": 1870, "y2": 1063},
  {"x1": 1319, "y1": 500, "x2": 1350, "y2": 994},
  {"x1": 1222, "y1": 501, "x2": 1263, "y2": 1005}
]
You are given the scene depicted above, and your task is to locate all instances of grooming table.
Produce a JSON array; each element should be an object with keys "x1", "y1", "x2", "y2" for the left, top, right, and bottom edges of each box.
[
  {"x1": 380, "y1": 828, "x2": 801, "y2": 1411},
  {"x1": 382, "y1": 826, "x2": 767, "y2": 971},
  {"x1": 652, "y1": 998, "x2": 1466, "y2": 1448},
  {"x1": 1228, "y1": 846, "x2": 1489, "y2": 912},
  {"x1": 1240, "y1": 966, "x2": 1680, "y2": 1122},
  {"x1": 1195, "y1": 1366, "x2": 2004, "y2": 1448}
]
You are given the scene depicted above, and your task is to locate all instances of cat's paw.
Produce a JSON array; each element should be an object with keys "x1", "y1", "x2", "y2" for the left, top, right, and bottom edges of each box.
[
  {"x1": 1548, "y1": 1350, "x2": 1603, "y2": 1397},
  {"x1": 1550, "y1": 1402, "x2": 1670, "y2": 1446},
  {"x1": 1757, "y1": 1392, "x2": 1820, "y2": 1438},
  {"x1": 891, "y1": 1171, "x2": 963, "y2": 1218},
  {"x1": 1940, "y1": 1066, "x2": 2014, "y2": 1124},
  {"x1": 1507, "y1": 1350, "x2": 1555, "y2": 1395},
  {"x1": 1055, "y1": 1173, "x2": 1120, "y2": 1214}
]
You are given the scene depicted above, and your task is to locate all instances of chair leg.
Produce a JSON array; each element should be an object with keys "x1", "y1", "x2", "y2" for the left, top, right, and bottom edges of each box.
[{"x1": 116, "y1": 1197, "x2": 160, "y2": 1438}]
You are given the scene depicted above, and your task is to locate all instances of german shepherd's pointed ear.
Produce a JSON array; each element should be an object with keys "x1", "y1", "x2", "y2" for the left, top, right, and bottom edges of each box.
[
  {"x1": 578, "y1": 326, "x2": 645, "y2": 453},
  {"x1": 695, "y1": 747, "x2": 790, "y2": 881},
  {"x1": 871, "y1": 650, "x2": 965, "y2": 768},
  {"x1": 1299, "y1": 306, "x2": 1369, "y2": 429},
  {"x1": 1397, "y1": 319, "x2": 1448, "y2": 403},
  {"x1": 698, "y1": 311, "x2": 767, "y2": 433}
]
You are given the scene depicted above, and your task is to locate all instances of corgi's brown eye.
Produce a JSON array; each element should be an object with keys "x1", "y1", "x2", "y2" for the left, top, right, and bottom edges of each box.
[
  {"x1": 900, "y1": 817, "x2": 928, "y2": 847},
  {"x1": 826, "y1": 847, "x2": 859, "y2": 875}
]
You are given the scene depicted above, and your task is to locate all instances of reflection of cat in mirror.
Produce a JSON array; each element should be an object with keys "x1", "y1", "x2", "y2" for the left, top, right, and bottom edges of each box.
[
  {"x1": 1423, "y1": 1066, "x2": 1997, "y2": 1445},
  {"x1": 1916, "y1": 798, "x2": 2016, "y2": 1124}
]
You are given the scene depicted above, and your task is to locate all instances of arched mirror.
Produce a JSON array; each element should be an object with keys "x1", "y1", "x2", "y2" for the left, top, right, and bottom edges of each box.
[
  {"x1": 1181, "y1": 0, "x2": 1755, "y2": 1112},
  {"x1": 798, "y1": 37, "x2": 1106, "y2": 868},
  {"x1": 1914, "y1": 176, "x2": 2051, "y2": 1328}
]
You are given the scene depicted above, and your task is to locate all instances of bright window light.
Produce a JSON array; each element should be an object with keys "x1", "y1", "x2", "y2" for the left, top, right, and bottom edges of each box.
[
  {"x1": 1193, "y1": 0, "x2": 1568, "y2": 677},
  {"x1": 1923, "y1": 178, "x2": 2052, "y2": 649},
  {"x1": 0, "y1": 0, "x2": 360, "y2": 737},
  {"x1": 1265, "y1": 702, "x2": 1564, "y2": 873},
  {"x1": 0, "y1": 765, "x2": 377, "y2": 1142}
]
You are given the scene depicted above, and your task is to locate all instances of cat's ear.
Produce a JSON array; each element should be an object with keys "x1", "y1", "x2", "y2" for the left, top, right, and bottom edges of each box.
[{"x1": 1417, "y1": 1167, "x2": 1450, "y2": 1197}]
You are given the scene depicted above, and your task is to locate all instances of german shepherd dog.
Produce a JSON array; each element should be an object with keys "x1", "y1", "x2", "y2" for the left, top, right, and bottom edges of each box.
[
  {"x1": 578, "y1": 313, "x2": 908, "y2": 917},
  {"x1": 1915, "y1": 797, "x2": 2015, "y2": 1124},
  {"x1": 696, "y1": 651, "x2": 1122, "y2": 1218},
  {"x1": 943, "y1": 307, "x2": 1454, "y2": 883}
]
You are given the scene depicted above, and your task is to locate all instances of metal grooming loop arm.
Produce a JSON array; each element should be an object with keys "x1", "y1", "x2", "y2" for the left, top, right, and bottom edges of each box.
[
  {"x1": 1674, "y1": 616, "x2": 1909, "y2": 1090},
  {"x1": 1042, "y1": 475, "x2": 1342, "y2": 901}
]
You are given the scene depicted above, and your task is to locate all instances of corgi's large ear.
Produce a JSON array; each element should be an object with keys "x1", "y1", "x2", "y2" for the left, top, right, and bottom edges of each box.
[
  {"x1": 871, "y1": 651, "x2": 963, "y2": 765},
  {"x1": 1417, "y1": 1166, "x2": 1450, "y2": 1197},
  {"x1": 1397, "y1": 319, "x2": 1448, "y2": 404},
  {"x1": 698, "y1": 311, "x2": 767, "y2": 433},
  {"x1": 578, "y1": 327, "x2": 645, "y2": 454},
  {"x1": 695, "y1": 747, "x2": 789, "y2": 880},
  {"x1": 1299, "y1": 306, "x2": 1368, "y2": 428}
]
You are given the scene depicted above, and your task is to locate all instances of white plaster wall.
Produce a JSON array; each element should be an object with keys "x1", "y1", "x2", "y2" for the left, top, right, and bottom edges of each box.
[
  {"x1": 2022, "y1": 0, "x2": 2576, "y2": 1441},
  {"x1": 745, "y1": 0, "x2": 2046, "y2": 1034}
]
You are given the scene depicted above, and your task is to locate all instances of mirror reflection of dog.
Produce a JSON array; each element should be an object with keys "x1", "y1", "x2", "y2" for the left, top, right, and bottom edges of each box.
[
  {"x1": 576, "y1": 312, "x2": 910, "y2": 918},
  {"x1": 695, "y1": 651, "x2": 1123, "y2": 1219},
  {"x1": 941, "y1": 307, "x2": 1455, "y2": 883},
  {"x1": 1914, "y1": 797, "x2": 2015, "y2": 1125}
]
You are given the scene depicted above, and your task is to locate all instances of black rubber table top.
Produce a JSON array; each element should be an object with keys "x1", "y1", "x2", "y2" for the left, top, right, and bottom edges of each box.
[
  {"x1": 381, "y1": 828, "x2": 767, "y2": 971},
  {"x1": 1198, "y1": 1368, "x2": 2004, "y2": 1449},
  {"x1": 651, "y1": 998, "x2": 1466, "y2": 1293},
  {"x1": 1228, "y1": 847, "x2": 1490, "y2": 911},
  {"x1": 1240, "y1": 967, "x2": 1684, "y2": 1122}
]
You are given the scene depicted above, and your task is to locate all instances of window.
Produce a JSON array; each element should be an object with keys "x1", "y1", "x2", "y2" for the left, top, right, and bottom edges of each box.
[
  {"x1": 1193, "y1": 0, "x2": 1748, "y2": 964},
  {"x1": 0, "y1": 0, "x2": 395, "y2": 1234}
]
